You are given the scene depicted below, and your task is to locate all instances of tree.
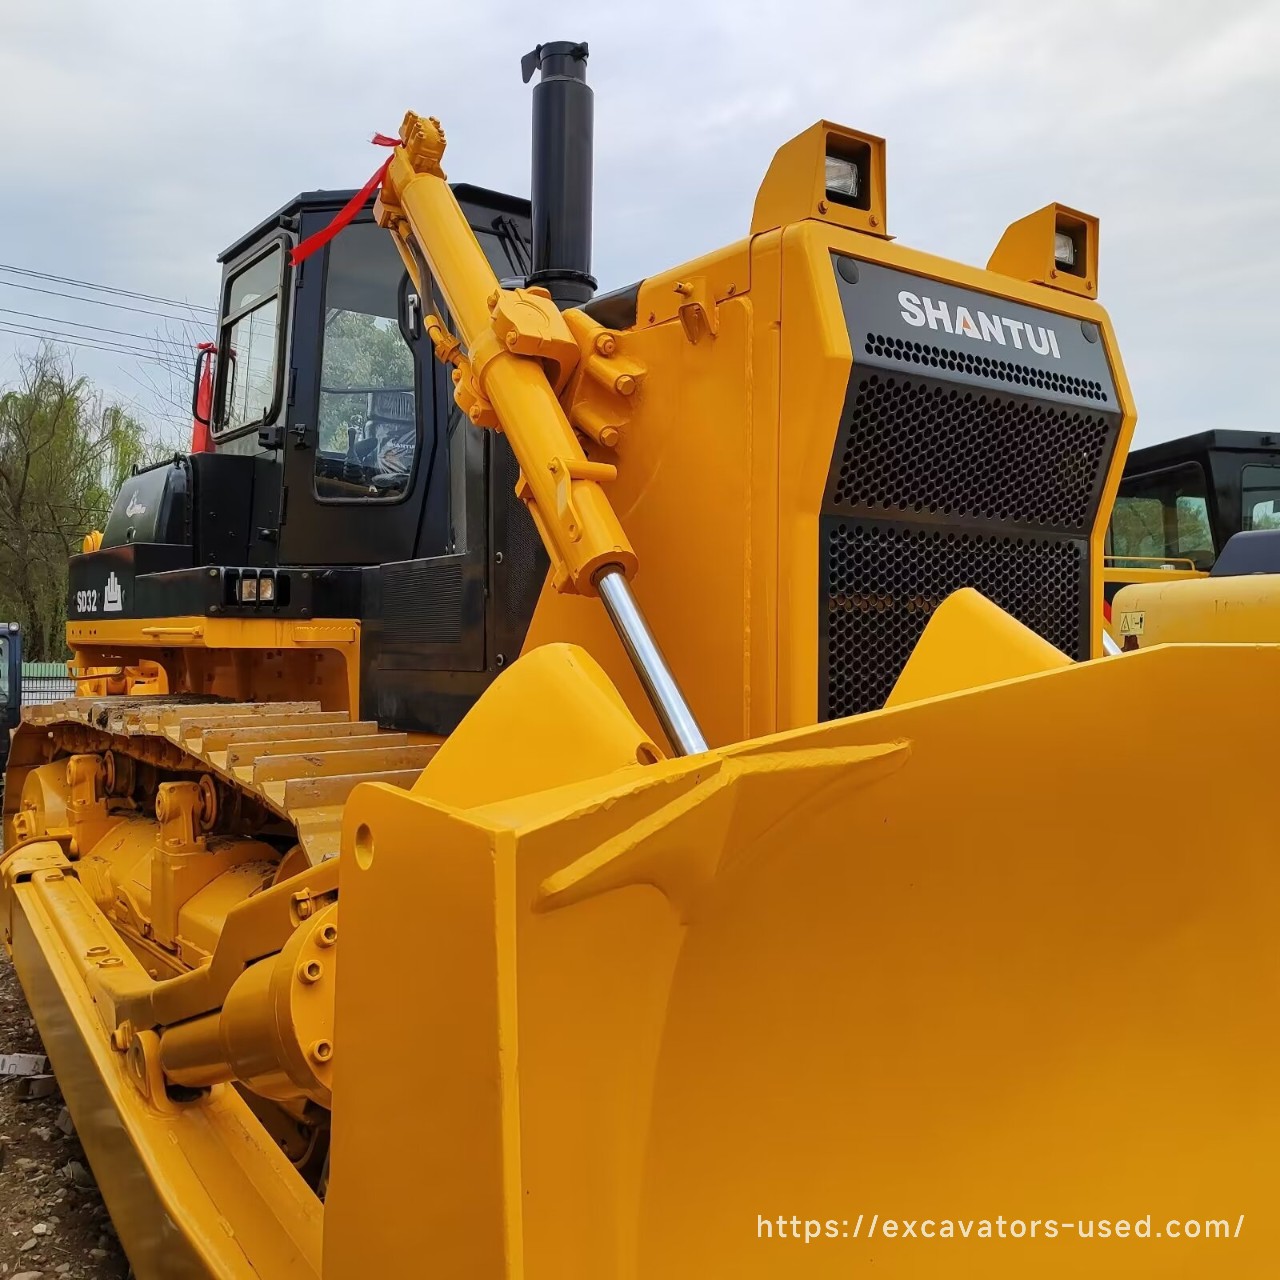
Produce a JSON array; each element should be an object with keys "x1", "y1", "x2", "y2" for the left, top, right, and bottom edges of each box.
[{"x1": 0, "y1": 346, "x2": 155, "y2": 659}]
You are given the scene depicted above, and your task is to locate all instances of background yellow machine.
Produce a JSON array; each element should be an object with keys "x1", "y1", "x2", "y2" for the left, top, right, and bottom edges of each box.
[
  {"x1": 4, "y1": 40, "x2": 1279, "y2": 1278},
  {"x1": 1105, "y1": 428, "x2": 1280, "y2": 645}
]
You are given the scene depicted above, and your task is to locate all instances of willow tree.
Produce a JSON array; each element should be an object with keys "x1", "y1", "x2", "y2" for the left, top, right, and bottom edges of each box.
[{"x1": 0, "y1": 347, "x2": 154, "y2": 659}]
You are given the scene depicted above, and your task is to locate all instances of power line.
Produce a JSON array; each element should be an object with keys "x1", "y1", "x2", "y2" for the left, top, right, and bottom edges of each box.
[
  {"x1": 0, "y1": 318, "x2": 185, "y2": 361},
  {"x1": 0, "y1": 322, "x2": 189, "y2": 371},
  {"x1": 0, "y1": 277, "x2": 214, "y2": 325},
  {"x1": 0, "y1": 263, "x2": 216, "y2": 314},
  {"x1": 0, "y1": 304, "x2": 208, "y2": 348}
]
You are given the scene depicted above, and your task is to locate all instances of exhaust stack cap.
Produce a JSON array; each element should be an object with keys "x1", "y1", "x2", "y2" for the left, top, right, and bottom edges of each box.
[{"x1": 522, "y1": 40, "x2": 597, "y2": 307}]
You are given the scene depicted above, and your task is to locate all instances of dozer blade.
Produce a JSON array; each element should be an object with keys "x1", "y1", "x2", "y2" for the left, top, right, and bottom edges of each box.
[{"x1": 330, "y1": 640, "x2": 1280, "y2": 1277}]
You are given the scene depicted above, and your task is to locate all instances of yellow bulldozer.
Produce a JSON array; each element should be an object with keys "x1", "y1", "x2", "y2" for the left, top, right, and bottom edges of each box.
[
  {"x1": 4, "y1": 40, "x2": 1279, "y2": 1279},
  {"x1": 1104, "y1": 428, "x2": 1280, "y2": 646}
]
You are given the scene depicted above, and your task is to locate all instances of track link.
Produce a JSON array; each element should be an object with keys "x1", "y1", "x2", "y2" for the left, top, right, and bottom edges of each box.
[{"x1": 20, "y1": 697, "x2": 437, "y2": 862}]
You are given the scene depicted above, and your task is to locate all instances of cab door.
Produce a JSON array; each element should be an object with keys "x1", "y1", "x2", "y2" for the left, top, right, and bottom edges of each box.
[{"x1": 277, "y1": 213, "x2": 441, "y2": 566}]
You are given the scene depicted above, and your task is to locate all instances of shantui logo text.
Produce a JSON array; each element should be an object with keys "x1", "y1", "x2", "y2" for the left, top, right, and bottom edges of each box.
[{"x1": 898, "y1": 290, "x2": 1061, "y2": 359}]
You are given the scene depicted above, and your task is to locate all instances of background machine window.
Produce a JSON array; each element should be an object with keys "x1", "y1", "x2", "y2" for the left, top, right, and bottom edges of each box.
[{"x1": 1109, "y1": 462, "x2": 1215, "y2": 569}]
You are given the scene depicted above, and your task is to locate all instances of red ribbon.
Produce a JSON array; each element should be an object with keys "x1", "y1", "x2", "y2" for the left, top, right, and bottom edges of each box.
[{"x1": 289, "y1": 133, "x2": 400, "y2": 266}]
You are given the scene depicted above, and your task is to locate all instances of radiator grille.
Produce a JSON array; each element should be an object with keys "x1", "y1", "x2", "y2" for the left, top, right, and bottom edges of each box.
[
  {"x1": 831, "y1": 374, "x2": 1112, "y2": 530},
  {"x1": 820, "y1": 259, "x2": 1123, "y2": 722},
  {"x1": 863, "y1": 334, "x2": 1109, "y2": 402},
  {"x1": 823, "y1": 521, "x2": 1085, "y2": 718},
  {"x1": 382, "y1": 557, "x2": 463, "y2": 649}
]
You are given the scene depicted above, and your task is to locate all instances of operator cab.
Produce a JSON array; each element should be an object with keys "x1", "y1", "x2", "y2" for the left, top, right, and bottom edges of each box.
[{"x1": 68, "y1": 185, "x2": 550, "y2": 735}]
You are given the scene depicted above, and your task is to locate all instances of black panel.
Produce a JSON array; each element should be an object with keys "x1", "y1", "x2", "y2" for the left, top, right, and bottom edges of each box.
[
  {"x1": 581, "y1": 280, "x2": 641, "y2": 331},
  {"x1": 68, "y1": 547, "x2": 358, "y2": 621},
  {"x1": 189, "y1": 453, "x2": 259, "y2": 564},
  {"x1": 379, "y1": 555, "x2": 484, "y2": 670},
  {"x1": 358, "y1": 434, "x2": 548, "y2": 736},
  {"x1": 491, "y1": 435, "x2": 549, "y2": 663},
  {"x1": 820, "y1": 257, "x2": 1123, "y2": 719},
  {"x1": 69, "y1": 545, "x2": 193, "y2": 620},
  {"x1": 102, "y1": 460, "x2": 188, "y2": 549},
  {"x1": 833, "y1": 257, "x2": 1117, "y2": 397},
  {"x1": 821, "y1": 520, "x2": 1086, "y2": 718}
]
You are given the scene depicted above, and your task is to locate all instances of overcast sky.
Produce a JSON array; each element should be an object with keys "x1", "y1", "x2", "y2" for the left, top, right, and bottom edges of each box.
[{"x1": 1, "y1": 0, "x2": 1276, "y2": 447}]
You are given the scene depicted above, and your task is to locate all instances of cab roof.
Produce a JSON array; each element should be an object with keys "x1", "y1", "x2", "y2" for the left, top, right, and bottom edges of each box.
[
  {"x1": 1125, "y1": 429, "x2": 1279, "y2": 474},
  {"x1": 217, "y1": 185, "x2": 531, "y2": 264}
]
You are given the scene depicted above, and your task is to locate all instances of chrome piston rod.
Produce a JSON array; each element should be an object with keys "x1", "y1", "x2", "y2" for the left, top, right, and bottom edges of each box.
[{"x1": 594, "y1": 567, "x2": 707, "y2": 756}]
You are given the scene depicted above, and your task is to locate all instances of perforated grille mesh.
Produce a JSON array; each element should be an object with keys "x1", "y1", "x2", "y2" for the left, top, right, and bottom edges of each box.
[
  {"x1": 864, "y1": 334, "x2": 1108, "y2": 402},
  {"x1": 832, "y1": 374, "x2": 1111, "y2": 531},
  {"x1": 823, "y1": 522, "x2": 1084, "y2": 718}
]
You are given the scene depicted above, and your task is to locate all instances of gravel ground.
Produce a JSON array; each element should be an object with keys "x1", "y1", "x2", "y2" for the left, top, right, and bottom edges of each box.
[{"x1": 0, "y1": 948, "x2": 130, "y2": 1280}]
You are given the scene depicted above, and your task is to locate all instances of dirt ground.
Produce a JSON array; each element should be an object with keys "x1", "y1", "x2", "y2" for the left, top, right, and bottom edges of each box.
[{"x1": 0, "y1": 949, "x2": 130, "y2": 1280}]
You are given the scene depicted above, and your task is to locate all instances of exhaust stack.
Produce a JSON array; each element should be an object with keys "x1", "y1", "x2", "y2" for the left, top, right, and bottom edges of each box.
[{"x1": 521, "y1": 41, "x2": 597, "y2": 306}]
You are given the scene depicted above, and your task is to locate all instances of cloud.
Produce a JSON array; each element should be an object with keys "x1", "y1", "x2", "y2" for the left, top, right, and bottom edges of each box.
[{"x1": 1, "y1": 0, "x2": 1276, "y2": 446}]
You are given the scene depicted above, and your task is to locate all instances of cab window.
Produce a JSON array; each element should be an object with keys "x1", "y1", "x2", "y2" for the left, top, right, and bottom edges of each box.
[
  {"x1": 1242, "y1": 464, "x2": 1280, "y2": 531},
  {"x1": 314, "y1": 223, "x2": 417, "y2": 503},
  {"x1": 1109, "y1": 462, "x2": 1214, "y2": 569},
  {"x1": 217, "y1": 244, "x2": 285, "y2": 435}
]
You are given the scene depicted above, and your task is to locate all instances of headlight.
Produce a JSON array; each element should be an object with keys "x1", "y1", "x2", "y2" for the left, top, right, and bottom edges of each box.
[
  {"x1": 258, "y1": 574, "x2": 276, "y2": 603},
  {"x1": 238, "y1": 576, "x2": 258, "y2": 602},
  {"x1": 1054, "y1": 231, "x2": 1076, "y2": 267},
  {"x1": 825, "y1": 155, "x2": 860, "y2": 200}
]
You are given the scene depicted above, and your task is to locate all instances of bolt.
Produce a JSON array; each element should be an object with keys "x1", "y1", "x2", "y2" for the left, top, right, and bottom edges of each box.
[
  {"x1": 818, "y1": 200, "x2": 828, "y2": 214},
  {"x1": 506, "y1": 332, "x2": 519, "y2": 349},
  {"x1": 495, "y1": 653, "x2": 505, "y2": 668},
  {"x1": 494, "y1": 551, "x2": 504, "y2": 565},
  {"x1": 309, "y1": 1039, "x2": 333, "y2": 1064},
  {"x1": 673, "y1": 281, "x2": 693, "y2": 297},
  {"x1": 1050, "y1": 268, "x2": 1058, "y2": 279},
  {"x1": 614, "y1": 374, "x2": 636, "y2": 396},
  {"x1": 595, "y1": 333, "x2": 617, "y2": 356},
  {"x1": 317, "y1": 923, "x2": 338, "y2": 949},
  {"x1": 1086, "y1": 279, "x2": 1094, "y2": 289},
  {"x1": 207, "y1": 568, "x2": 218, "y2": 578},
  {"x1": 599, "y1": 426, "x2": 620, "y2": 449},
  {"x1": 111, "y1": 1023, "x2": 134, "y2": 1052},
  {"x1": 869, "y1": 214, "x2": 879, "y2": 228},
  {"x1": 292, "y1": 890, "x2": 314, "y2": 920},
  {"x1": 299, "y1": 959, "x2": 323, "y2": 985}
]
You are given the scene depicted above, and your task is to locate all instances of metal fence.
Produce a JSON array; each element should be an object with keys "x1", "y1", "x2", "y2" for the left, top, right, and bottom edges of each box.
[{"x1": 21, "y1": 662, "x2": 76, "y2": 706}]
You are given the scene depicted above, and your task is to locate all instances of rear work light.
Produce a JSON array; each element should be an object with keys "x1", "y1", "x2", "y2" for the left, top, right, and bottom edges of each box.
[{"x1": 824, "y1": 154, "x2": 860, "y2": 200}]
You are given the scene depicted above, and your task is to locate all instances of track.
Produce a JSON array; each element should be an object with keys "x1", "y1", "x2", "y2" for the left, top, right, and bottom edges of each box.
[{"x1": 17, "y1": 698, "x2": 437, "y2": 862}]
